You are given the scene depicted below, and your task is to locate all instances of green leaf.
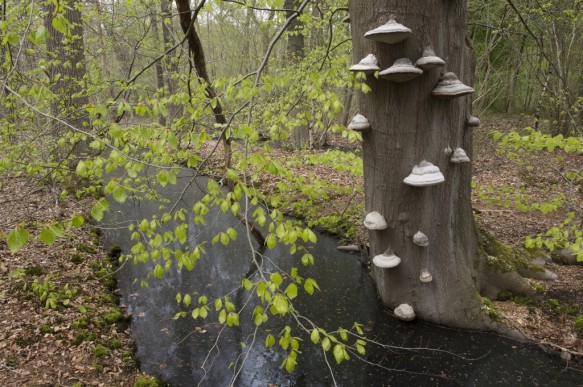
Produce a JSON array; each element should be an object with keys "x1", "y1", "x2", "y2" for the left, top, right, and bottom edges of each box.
[
  {"x1": 333, "y1": 344, "x2": 344, "y2": 364},
  {"x1": 265, "y1": 334, "x2": 275, "y2": 348},
  {"x1": 219, "y1": 309, "x2": 227, "y2": 324},
  {"x1": 40, "y1": 226, "x2": 56, "y2": 246},
  {"x1": 51, "y1": 14, "x2": 68, "y2": 34},
  {"x1": 112, "y1": 185, "x2": 127, "y2": 203},
  {"x1": 153, "y1": 264, "x2": 164, "y2": 279},
  {"x1": 310, "y1": 329, "x2": 320, "y2": 344},
  {"x1": 285, "y1": 283, "x2": 298, "y2": 300},
  {"x1": 7, "y1": 226, "x2": 29, "y2": 253},
  {"x1": 183, "y1": 294, "x2": 192, "y2": 307},
  {"x1": 90, "y1": 199, "x2": 109, "y2": 221},
  {"x1": 322, "y1": 337, "x2": 331, "y2": 351},
  {"x1": 71, "y1": 215, "x2": 84, "y2": 227}
]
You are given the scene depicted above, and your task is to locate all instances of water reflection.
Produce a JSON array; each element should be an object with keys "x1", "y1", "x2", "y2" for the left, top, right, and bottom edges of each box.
[{"x1": 102, "y1": 171, "x2": 580, "y2": 386}]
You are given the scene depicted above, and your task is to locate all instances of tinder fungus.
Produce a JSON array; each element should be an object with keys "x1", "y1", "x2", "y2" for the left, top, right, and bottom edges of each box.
[
  {"x1": 419, "y1": 270, "x2": 433, "y2": 283},
  {"x1": 415, "y1": 48, "x2": 445, "y2": 70},
  {"x1": 347, "y1": 114, "x2": 371, "y2": 131},
  {"x1": 379, "y1": 58, "x2": 423, "y2": 82},
  {"x1": 394, "y1": 303, "x2": 416, "y2": 321},
  {"x1": 364, "y1": 18, "x2": 411, "y2": 44},
  {"x1": 350, "y1": 54, "x2": 380, "y2": 73},
  {"x1": 413, "y1": 231, "x2": 429, "y2": 247},
  {"x1": 432, "y1": 72, "x2": 474, "y2": 99},
  {"x1": 364, "y1": 211, "x2": 387, "y2": 230},
  {"x1": 372, "y1": 250, "x2": 402, "y2": 269},
  {"x1": 403, "y1": 161, "x2": 445, "y2": 187},
  {"x1": 450, "y1": 147, "x2": 470, "y2": 163}
]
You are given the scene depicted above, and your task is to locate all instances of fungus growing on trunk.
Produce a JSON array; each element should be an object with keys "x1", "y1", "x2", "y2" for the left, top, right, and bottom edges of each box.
[
  {"x1": 403, "y1": 161, "x2": 445, "y2": 187},
  {"x1": 347, "y1": 114, "x2": 371, "y2": 131},
  {"x1": 419, "y1": 270, "x2": 433, "y2": 283},
  {"x1": 364, "y1": 18, "x2": 411, "y2": 44},
  {"x1": 350, "y1": 54, "x2": 380, "y2": 73},
  {"x1": 413, "y1": 231, "x2": 429, "y2": 247},
  {"x1": 364, "y1": 211, "x2": 388, "y2": 230},
  {"x1": 379, "y1": 58, "x2": 423, "y2": 82},
  {"x1": 394, "y1": 303, "x2": 416, "y2": 321},
  {"x1": 431, "y1": 72, "x2": 474, "y2": 99},
  {"x1": 467, "y1": 115, "x2": 481, "y2": 127},
  {"x1": 372, "y1": 249, "x2": 402, "y2": 269},
  {"x1": 415, "y1": 48, "x2": 445, "y2": 70},
  {"x1": 450, "y1": 147, "x2": 470, "y2": 163}
]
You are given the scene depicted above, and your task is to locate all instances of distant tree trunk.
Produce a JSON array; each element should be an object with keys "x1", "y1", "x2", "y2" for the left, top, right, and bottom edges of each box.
[
  {"x1": 284, "y1": 0, "x2": 309, "y2": 149},
  {"x1": 160, "y1": 0, "x2": 182, "y2": 121},
  {"x1": 351, "y1": 0, "x2": 530, "y2": 329},
  {"x1": 43, "y1": 0, "x2": 89, "y2": 156},
  {"x1": 151, "y1": 11, "x2": 167, "y2": 126}
]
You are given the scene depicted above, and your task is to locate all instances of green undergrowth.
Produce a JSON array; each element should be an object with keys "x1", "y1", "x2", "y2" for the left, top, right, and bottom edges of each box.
[{"x1": 475, "y1": 221, "x2": 532, "y2": 272}]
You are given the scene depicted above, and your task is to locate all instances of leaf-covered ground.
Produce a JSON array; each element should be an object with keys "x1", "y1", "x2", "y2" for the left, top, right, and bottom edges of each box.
[{"x1": 0, "y1": 115, "x2": 581, "y2": 385}]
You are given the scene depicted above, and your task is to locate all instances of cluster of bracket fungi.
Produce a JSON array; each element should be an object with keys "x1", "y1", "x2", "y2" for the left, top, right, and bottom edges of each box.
[{"x1": 351, "y1": 17, "x2": 482, "y2": 321}]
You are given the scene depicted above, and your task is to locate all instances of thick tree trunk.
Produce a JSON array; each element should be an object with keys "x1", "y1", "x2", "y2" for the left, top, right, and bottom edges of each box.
[{"x1": 351, "y1": 0, "x2": 493, "y2": 329}]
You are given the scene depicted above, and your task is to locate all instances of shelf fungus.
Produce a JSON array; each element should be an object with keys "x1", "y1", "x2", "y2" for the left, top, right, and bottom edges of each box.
[
  {"x1": 419, "y1": 270, "x2": 433, "y2": 283},
  {"x1": 350, "y1": 54, "x2": 380, "y2": 73},
  {"x1": 467, "y1": 116, "x2": 481, "y2": 127},
  {"x1": 413, "y1": 231, "x2": 429, "y2": 247},
  {"x1": 347, "y1": 114, "x2": 371, "y2": 132},
  {"x1": 372, "y1": 249, "x2": 401, "y2": 269},
  {"x1": 403, "y1": 161, "x2": 445, "y2": 187},
  {"x1": 394, "y1": 303, "x2": 416, "y2": 321},
  {"x1": 431, "y1": 72, "x2": 474, "y2": 99},
  {"x1": 364, "y1": 18, "x2": 411, "y2": 44},
  {"x1": 379, "y1": 58, "x2": 423, "y2": 82},
  {"x1": 364, "y1": 211, "x2": 387, "y2": 230},
  {"x1": 450, "y1": 147, "x2": 470, "y2": 163},
  {"x1": 415, "y1": 48, "x2": 445, "y2": 70}
]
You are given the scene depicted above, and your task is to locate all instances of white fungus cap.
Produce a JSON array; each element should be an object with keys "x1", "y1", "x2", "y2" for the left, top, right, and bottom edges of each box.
[
  {"x1": 450, "y1": 147, "x2": 470, "y2": 163},
  {"x1": 467, "y1": 116, "x2": 481, "y2": 127},
  {"x1": 373, "y1": 250, "x2": 401, "y2": 269},
  {"x1": 364, "y1": 18, "x2": 412, "y2": 44},
  {"x1": 347, "y1": 114, "x2": 371, "y2": 131},
  {"x1": 403, "y1": 161, "x2": 445, "y2": 187},
  {"x1": 413, "y1": 231, "x2": 429, "y2": 247},
  {"x1": 415, "y1": 48, "x2": 446, "y2": 70},
  {"x1": 350, "y1": 54, "x2": 381, "y2": 73},
  {"x1": 379, "y1": 58, "x2": 423, "y2": 82},
  {"x1": 419, "y1": 270, "x2": 433, "y2": 283},
  {"x1": 432, "y1": 72, "x2": 474, "y2": 99},
  {"x1": 394, "y1": 303, "x2": 416, "y2": 321},
  {"x1": 364, "y1": 211, "x2": 388, "y2": 230}
]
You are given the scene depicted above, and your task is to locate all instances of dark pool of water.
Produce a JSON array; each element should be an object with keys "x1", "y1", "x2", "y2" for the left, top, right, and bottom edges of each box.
[{"x1": 102, "y1": 171, "x2": 581, "y2": 386}]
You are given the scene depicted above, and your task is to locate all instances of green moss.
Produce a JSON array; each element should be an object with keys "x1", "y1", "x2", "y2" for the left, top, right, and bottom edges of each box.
[
  {"x1": 134, "y1": 374, "x2": 160, "y2": 387},
  {"x1": 40, "y1": 324, "x2": 53, "y2": 334},
  {"x1": 476, "y1": 222, "x2": 531, "y2": 273},
  {"x1": 24, "y1": 265, "x2": 44, "y2": 276},
  {"x1": 71, "y1": 253, "x2": 85, "y2": 264},
  {"x1": 72, "y1": 316, "x2": 89, "y2": 329},
  {"x1": 108, "y1": 338, "x2": 123, "y2": 349},
  {"x1": 93, "y1": 318, "x2": 106, "y2": 329},
  {"x1": 123, "y1": 350, "x2": 138, "y2": 367},
  {"x1": 575, "y1": 316, "x2": 583, "y2": 331},
  {"x1": 103, "y1": 309, "x2": 123, "y2": 324},
  {"x1": 76, "y1": 243, "x2": 97, "y2": 254},
  {"x1": 92, "y1": 344, "x2": 110, "y2": 358},
  {"x1": 480, "y1": 297, "x2": 500, "y2": 321},
  {"x1": 528, "y1": 280, "x2": 544, "y2": 294}
]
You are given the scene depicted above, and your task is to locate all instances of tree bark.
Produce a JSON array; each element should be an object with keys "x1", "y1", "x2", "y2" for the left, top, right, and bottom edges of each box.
[{"x1": 351, "y1": 0, "x2": 497, "y2": 329}]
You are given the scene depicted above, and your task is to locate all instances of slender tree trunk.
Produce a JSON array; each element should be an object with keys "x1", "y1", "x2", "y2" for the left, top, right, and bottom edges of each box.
[
  {"x1": 43, "y1": 0, "x2": 89, "y2": 156},
  {"x1": 160, "y1": 0, "x2": 182, "y2": 121},
  {"x1": 351, "y1": 0, "x2": 525, "y2": 329},
  {"x1": 151, "y1": 11, "x2": 167, "y2": 126}
]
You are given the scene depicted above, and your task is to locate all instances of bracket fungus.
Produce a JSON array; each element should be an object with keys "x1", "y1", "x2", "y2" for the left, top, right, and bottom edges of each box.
[
  {"x1": 419, "y1": 270, "x2": 433, "y2": 283},
  {"x1": 350, "y1": 54, "x2": 381, "y2": 73},
  {"x1": 415, "y1": 48, "x2": 445, "y2": 70},
  {"x1": 466, "y1": 115, "x2": 481, "y2": 127},
  {"x1": 364, "y1": 211, "x2": 387, "y2": 230},
  {"x1": 347, "y1": 114, "x2": 371, "y2": 132},
  {"x1": 450, "y1": 147, "x2": 470, "y2": 163},
  {"x1": 413, "y1": 231, "x2": 429, "y2": 247},
  {"x1": 403, "y1": 161, "x2": 445, "y2": 187},
  {"x1": 372, "y1": 249, "x2": 402, "y2": 269},
  {"x1": 379, "y1": 58, "x2": 423, "y2": 82},
  {"x1": 431, "y1": 72, "x2": 474, "y2": 99},
  {"x1": 394, "y1": 303, "x2": 416, "y2": 321},
  {"x1": 364, "y1": 18, "x2": 411, "y2": 44}
]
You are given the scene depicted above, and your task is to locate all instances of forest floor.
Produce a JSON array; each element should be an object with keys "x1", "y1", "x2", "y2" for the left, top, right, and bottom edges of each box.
[{"x1": 0, "y1": 115, "x2": 582, "y2": 386}]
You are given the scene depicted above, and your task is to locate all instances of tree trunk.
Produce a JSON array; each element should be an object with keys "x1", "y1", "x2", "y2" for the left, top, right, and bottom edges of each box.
[
  {"x1": 43, "y1": 0, "x2": 89, "y2": 156},
  {"x1": 160, "y1": 0, "x2": 182, "y2": 121},
  {"x1": 351, "y1": 0, "x2": 508, "y2": 329},
  {"x1": 151, "y1": 10, "x2": 167, "y2": 126},
  {"x1": 284, "y1": 0, "x2": 309, "y2": 149}
]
